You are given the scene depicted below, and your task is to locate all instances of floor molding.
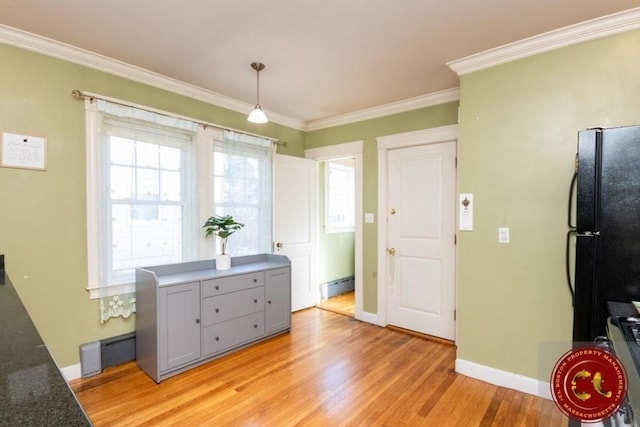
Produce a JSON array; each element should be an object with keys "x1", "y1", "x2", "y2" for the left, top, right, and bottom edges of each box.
[
  {"x1": 60, "y1": 363, "x2": 82, "y2": 381},
  {"x1": 387, "y1": 325, "x2": 455, "y2": 346},
  {"x1": 455, "y1": 358, "x2": 552, "y2": 400}
]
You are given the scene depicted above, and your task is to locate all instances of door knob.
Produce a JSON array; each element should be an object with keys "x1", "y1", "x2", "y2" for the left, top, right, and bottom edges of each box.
[
  {"x1": 275, "y1": 242, "x2": 283, "y2": 251},
  {"x1": 388, "y1": 247, "x2": 396, "y2": 255},
  {"x1": 390, "y1": 208, "x2": 396, "y2": 215}
]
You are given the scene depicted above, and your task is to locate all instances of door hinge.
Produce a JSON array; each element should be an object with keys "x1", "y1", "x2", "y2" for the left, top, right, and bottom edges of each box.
[
  {"x1": 454, "y1": 234, "x2": 457, "y2": 245},
  {"x1": 454, "y1": 310, "x2": 457, "y2": 321},
  {"x1": 455, "y1": 157, "x2": 458, "y2": 168}
]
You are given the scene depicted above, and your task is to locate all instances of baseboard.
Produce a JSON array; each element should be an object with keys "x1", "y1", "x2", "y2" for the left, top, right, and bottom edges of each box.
[
  {"x1": 355, "y1": 310, "x2": 380, "y2": 325},
  {"x1": 60, "y1": 363, "x2": 82, "y2": 381},
  {"x1": 455, "y1": 358, "x2": 552, "y2": 400}
]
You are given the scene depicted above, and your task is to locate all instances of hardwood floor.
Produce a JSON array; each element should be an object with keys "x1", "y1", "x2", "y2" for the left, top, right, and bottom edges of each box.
[
  {"x1": 316, "y1": 291, "x2": 355, "y2": 317},
  {"x1": 70, "y1": 308, "x2": 566, "y2": 426}
]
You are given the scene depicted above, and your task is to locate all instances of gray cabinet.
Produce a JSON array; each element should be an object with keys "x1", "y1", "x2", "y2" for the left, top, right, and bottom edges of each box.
[
  {"x1": 158, "y1": 281, "x2": 201, "y2": 372},
  {"x1": 265, "y1": 268, "x2": 291, "y2": 334},
  {"x1": 136, "y1": 254, "x2": 291, "y2": 383}
]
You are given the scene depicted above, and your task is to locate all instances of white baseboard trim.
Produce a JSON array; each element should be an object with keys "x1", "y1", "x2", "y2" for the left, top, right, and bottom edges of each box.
[
  {"x1": 60, "y1": 363, "x2": 82, "y2": 381},
  {"x1": 355, "y1": 310, "x2": 380, "y2": 325},
  {"x1": 455, "y1": 358, "x2": 552, "y2": 400}
]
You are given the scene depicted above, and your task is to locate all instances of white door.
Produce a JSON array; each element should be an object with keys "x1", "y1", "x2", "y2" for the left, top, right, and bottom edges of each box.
[
  {"x1": 386, "y1": 141, "x2": 456, "y2": 340},
  {"x1": 273, "y1": 154, "x2": 317, "y2": 312}
]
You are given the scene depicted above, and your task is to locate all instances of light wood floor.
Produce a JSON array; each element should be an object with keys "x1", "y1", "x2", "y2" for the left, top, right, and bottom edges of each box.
[
  {"x1": 316, "y1": 291, "x2": 355, "y2": 317},
  {"x1": 70, "y1": 308, "x2": 566, "y2": 426}
]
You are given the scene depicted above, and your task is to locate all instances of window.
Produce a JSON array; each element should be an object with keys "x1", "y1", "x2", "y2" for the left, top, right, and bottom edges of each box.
[
  {"x1": 325, "y1": 160, "x2": 355, "y2": 232},
  {"x1": 87, "y1": 100, "x2": 198, "y2": 298},
  {"x1": 85, "y1": 98, "x2": 274, "y2": 322},
  {"x1": 211, "y1": 131, "x2": 273, "y2": 256}
]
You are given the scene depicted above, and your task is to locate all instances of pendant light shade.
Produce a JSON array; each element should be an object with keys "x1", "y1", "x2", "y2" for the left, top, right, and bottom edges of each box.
[{"x1": 248, "y1": 62, "x2": 268, "y2": 124}]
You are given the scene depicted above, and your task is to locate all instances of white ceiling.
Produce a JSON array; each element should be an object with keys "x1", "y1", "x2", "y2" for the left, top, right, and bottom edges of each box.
[{"x1": 1, "y1": 0, "x2": 638, "y2": 127}]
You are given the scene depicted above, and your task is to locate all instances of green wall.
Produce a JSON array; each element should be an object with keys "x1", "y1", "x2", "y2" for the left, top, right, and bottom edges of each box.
[
  {"x1": 0, "y1": 43, "x2": 304, "y2": 367},
  {"x1": 306, "y1": 103, "x2": 460, "y2": 312},
  {"x1": 457, "y1": 30, "x2": 640, "y2": 379}
]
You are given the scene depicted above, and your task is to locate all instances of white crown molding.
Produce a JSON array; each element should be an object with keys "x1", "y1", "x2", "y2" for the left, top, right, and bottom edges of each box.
[
  {"x1": 0, "y1": 23, "x2": 458, "y2": 132},
  {"x1": 448, "y1": 7, "x2": 640, "y2": 76},
  {"x1": 305, "y1": 88, "x2": 460, "y2": 132},
  {"x1": 0, "y1": 24, "x2": 305, "y2": 130},
  {"x1": 7, "y1": 7, "x2": 636, "y2": 133}
]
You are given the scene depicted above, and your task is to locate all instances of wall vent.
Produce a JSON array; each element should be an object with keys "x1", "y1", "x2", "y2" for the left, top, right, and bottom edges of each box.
[
  {"x1": 79, "y1": 341, "x2": 101, "y2": 378},
  {"x1": 322, "y1": 275, "x2": 355, "y2": 299},
  {"x1": 79, "y1": 332, "x2": 136, "y2": 377},
  {"x1": 101, "y1": 332, "x2": 136, "y2": 370}
]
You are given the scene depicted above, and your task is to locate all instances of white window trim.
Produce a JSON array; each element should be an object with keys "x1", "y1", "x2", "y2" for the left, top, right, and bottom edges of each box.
[{"x1": 85, "y1": 100, "x2": 105, "y2": 299}]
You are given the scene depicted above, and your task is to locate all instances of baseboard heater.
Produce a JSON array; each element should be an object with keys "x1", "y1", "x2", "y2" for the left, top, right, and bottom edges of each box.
[
  {"x1": 80, "y1": 332, "x2": 136, "y2": 378},
  {"x1": 323, "y1": 275, "x2": 355, "y2": 299}
]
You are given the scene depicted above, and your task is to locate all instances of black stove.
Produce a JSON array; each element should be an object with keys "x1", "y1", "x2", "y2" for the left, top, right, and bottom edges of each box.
[{"x1": 607, "y1": 301, "x2": 640, "y2": 426}]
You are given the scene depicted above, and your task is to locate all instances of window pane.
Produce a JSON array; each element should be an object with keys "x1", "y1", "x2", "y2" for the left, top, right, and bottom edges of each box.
[
  {"x1": 136, "y1": 168, "x2": 159, "y2": 201},
  {"x1": 161, "y1": 170, "x2": 181, "y2": 201},
  {"x1": 326, "y1": 161, "x2": 355, "y2": 230},
  {"x1": 111, "y1": 204, "x2": 133, "y2": 271},
  {"x1": 110, "y1": 136, "x2": 134, "y2": 166},
  {"x1": 136, "y1": 141, "x2": 159, "y2": 168},
  {"x1": 159, "y1": 145, "x2": 180, "y2": 170},
  {"x1": 110, "y1": 165, "x2": 133, "y2": 200}
]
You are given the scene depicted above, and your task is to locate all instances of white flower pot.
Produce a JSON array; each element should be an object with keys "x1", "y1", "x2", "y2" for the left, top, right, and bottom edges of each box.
[{"x1": 216, "y1": 254, "x2": 231, "y2": 270}]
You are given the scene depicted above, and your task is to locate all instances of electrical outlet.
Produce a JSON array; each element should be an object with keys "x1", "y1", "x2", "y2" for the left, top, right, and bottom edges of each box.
[{"x1": 498, "y1": 227, "x2": 510, "y2": 243}]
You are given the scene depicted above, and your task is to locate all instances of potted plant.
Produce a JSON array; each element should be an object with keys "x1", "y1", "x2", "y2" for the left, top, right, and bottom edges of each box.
[{"x1": 203, "y1": 214, "x2": 244, "y2": 270}]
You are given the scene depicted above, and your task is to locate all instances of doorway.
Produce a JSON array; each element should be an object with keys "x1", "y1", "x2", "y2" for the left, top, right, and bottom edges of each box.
[
  {"x1": 316, "y1": 158, "x2": 356, "y2": 317},
  {"x1": 305, "y1": 141, "x2": 364, "y2": 320}
]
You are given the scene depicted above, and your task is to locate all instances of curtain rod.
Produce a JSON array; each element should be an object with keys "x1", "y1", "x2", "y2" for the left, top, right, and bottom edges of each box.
[{"x1": 71, "y1": 90, "x2": 287, "y2": 147}]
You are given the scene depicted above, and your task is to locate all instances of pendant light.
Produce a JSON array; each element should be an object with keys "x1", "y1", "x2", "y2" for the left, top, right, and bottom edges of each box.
[{"x1": 247, "y1": 62, "x2": 268, "y2": 124}]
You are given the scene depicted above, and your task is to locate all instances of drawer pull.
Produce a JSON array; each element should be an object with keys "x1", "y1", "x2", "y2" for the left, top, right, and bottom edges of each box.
[
  {"x1": 268, "y1": 300, "x2": 272, "y2": 304},
  {"x1": 253, "y1": 278, "x2": 257, "y2": 283},
  {"x1": 253, "y1": 324, "x2": 258, "y2": 329},
  {"x1": 195, "y1": 318, "x2": 200, "y2": 324},
  {"x1": 215, "y1": 308, "x2": 219, "y2": 313},
  {"x1": 215, "y1": 337, "x2": 219, "y2": 341},
  {"x1": 215, "y1": 285, "x2": 220, "y2": 290},
  {"x1": 253, "y1": 299, "x2": 258, "y2": 303}
]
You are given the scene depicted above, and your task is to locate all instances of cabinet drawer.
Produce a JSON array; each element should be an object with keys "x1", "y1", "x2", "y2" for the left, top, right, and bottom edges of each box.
[
  {"x1": 202, "y1": 272, "x2": 264, "y2": 297},
  {"x1": 201, "y1": 287, "x2": 264, "y2": 327},
  {"x1": 201, "y1": 312, "x2": 265, "y2": 356}
]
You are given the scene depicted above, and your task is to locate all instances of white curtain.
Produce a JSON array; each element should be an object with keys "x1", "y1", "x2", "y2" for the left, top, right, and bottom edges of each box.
[
  {"x1": 88, "y1": 99, "x2": 198, "y2": 323},
  {"x1": 209, "y1": 130, "x2": 274, "y2": 256}
]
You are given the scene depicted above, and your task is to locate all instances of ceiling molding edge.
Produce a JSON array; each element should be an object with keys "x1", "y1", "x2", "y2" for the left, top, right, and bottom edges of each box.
[
  {"x1": 448, "y1": 7, "x2": 640, "y2": 76},
  {"x1": 0, "y1": 24, "x2": 306, "y2": 130},
  {"x1": 304, "y1": 88, "x2": 460, "y2": 132}
]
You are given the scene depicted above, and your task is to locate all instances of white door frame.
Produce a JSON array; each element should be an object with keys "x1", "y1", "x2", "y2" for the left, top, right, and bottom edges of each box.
[
  {"x1": 376, "y1": 124, "x2": 458, "y2": 329},
  {"x1": 305, "y1": 141, "x2": 367, "y2": 322}
]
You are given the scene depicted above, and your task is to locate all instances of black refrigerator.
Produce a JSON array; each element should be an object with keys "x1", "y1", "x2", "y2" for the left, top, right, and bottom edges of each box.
[{"x1": 572, "y1": 125, "x2": 640, "y2": 343}]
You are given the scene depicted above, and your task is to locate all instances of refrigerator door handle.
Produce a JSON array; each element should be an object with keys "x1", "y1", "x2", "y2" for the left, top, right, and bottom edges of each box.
[
  {"x1": 566, "y1": 229, "x2": 576, "y2": 306},
  {"x1": 566, "y1": 171, "x2": 578, "y2": 306},
  {"x1": 568, "y1": 171, "x2": 577, "y2": 229}
]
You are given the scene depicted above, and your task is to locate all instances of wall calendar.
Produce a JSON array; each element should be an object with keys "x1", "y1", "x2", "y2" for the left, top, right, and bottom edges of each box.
[{"x1": 0, "y1": 131, "x2": 47, "y2": 171}]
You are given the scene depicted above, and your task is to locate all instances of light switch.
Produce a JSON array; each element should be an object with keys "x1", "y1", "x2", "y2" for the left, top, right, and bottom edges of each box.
[
  {"x1": 365, "y1": 213, "x2": 374, "y2": 223},
  {"x1": 498, "y1": 227, "x2": 510, "y2": 243}
]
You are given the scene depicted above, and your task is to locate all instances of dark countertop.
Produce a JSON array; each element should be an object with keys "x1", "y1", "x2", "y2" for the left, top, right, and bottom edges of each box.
[{"x1": 0, "y1": 271, "x2": 92, "y2": 426}]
